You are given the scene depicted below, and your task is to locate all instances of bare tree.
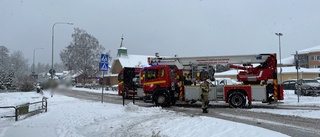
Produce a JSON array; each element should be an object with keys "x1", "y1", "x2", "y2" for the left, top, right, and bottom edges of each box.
[
  {"x1": 36, "y1": 62, "x2": 46, "y2": 74},
  {"x1": 53, "y1": 62, "x2": 67, "y2": 73},
  {"x1": 9, "y1": 50, "x2": 29, "y2": 77},
  {"x1": 0, "y1": 46, "x2": 10, "y2": 71},
  {"x1": 35, "y1": 62, "x2": 53, "y2": 74},
  {"x1": 60, "y1": 28, "x2": 105, "y2": 83}
]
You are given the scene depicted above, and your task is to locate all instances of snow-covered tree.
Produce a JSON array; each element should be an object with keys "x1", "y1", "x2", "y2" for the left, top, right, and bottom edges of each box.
[
  {"x1": 0, "y1": 46, "x2": 10, "y2": 71},
  {"x1": 9, "y1": 50, "x2": 29, "y2": 77},
  {"x1": 53, "y1": 62, "x2": 67, "y2": 73},
  {"x1": 60, "y1": 28, "x2": 105, "y2": 82},
  {"x1": 36, "y1": 62, "x2": 45, "y2": 74}
]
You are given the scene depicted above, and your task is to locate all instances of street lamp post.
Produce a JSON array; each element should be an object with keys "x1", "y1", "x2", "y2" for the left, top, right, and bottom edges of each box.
[
  {"x1": 33, "y1": 48, "x2": 44, "y2": 74},
  {"x1": 51, "y1": 22, "x2": 73, "y2": 97},
  {"x1": 275, "y1": 32, "x2": 283, "y2": 83}
]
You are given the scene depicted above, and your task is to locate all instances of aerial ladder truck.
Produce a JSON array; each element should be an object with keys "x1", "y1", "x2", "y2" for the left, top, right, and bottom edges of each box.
[{"x1": 141, "y1": 53, "x2": 284, "y2": 108}]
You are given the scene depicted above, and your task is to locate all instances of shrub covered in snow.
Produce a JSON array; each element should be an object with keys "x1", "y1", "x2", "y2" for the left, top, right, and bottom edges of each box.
[{"x1": 13, "y1": 76, "x2": 36, "y2": 91}]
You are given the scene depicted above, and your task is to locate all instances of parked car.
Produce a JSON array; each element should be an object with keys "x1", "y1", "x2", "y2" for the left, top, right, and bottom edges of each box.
[
  {"x1": 283, "y1": 79, "x2": 320, "y2": 96},
  {"x1": 282, "y1": 79, "x2": 297, "y2": 90},
  {"x1": 297, "y1": 79, "x2": 320, "y2": 96},
  {"x1": 84, "y1": 84, "x2": 92, "y2": 89},
  {"x1": 75, "y1": 83, "x2": 83, "y2": 88}
]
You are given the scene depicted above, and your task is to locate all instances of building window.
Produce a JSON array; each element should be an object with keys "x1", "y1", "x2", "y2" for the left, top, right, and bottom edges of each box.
[{"x1": 310, "y1": 56, "x2": 320, "y2": 61}]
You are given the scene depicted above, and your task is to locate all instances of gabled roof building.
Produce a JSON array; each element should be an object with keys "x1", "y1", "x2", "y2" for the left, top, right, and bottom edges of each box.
[{"x1": 106, "y1": 36, "x2": 152, "y2": 85}]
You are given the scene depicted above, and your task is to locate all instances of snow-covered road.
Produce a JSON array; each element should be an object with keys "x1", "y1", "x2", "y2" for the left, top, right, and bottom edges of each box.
[{"x1": 0, "y1": 90, "x2": 289, "y2": 137}]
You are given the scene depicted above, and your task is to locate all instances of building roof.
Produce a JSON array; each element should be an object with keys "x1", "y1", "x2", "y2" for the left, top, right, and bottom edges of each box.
[
  {"x1": 118, "y1": 47, "x2": 127, "y2": 50},
  {"x1": 281, "y1": 56, "x2": 295, "y2": 65},
  {"x1": 280, "y1": 66, "x2": 320, "y2": 74},
  {"x1": 280, "y1": 45, "x2": 320, "y2": 65},
  {"x1": 118, "y1": 54, "x2": 152, "y2": 68},
  {"x1": 294, "y1": 45, "x2": 320, "y2": 54}
]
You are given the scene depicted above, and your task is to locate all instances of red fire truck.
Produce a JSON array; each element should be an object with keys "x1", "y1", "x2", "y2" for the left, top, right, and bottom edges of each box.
[
  {"x1": 141, "y1": 53, "x2": 284, "y2": 108},
  {"x1": 118, "y1": 68, "x2": 144, "y2": 98}
]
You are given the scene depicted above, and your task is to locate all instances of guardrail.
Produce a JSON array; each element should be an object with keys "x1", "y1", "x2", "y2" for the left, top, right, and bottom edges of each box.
[{"x1": 0, "y1": 97, "x2": 48, "y2": 121}]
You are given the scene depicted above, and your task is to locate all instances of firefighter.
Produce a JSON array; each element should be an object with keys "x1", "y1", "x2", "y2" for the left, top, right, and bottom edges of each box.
[{"x1": 200, "y1": 79, "x2": 211, "y2": 113}]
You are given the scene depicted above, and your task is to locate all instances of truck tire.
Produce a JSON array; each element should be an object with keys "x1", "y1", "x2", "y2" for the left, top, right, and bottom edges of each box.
[
  {"x1": 155, "y1": 93, "x2": 170, "y2": 107},
  {"x1": 229, "y1": 92, "x2": 246, "y2": 108}
]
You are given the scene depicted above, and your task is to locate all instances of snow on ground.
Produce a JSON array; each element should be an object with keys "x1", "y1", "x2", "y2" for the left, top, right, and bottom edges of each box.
[
  {"x1": 71, "y1": 87, "x2": 118, "y2": 94},
  {"x1": 247, "y1": 90, "x2": 320, "y2": 119},
  {"x1": 281, "y1": 90, "x2": 320, "y2": 106},
  {"x1": 0, "y1": 89, "x2": 289, "y2": 137}
]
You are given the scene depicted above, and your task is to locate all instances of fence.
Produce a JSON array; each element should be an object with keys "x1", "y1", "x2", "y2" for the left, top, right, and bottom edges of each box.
[{"x1": 0, "y1": 97, "x2": 48, "y2": 121}]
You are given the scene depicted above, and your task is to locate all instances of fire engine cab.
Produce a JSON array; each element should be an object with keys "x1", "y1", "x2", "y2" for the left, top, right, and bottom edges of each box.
[{"x1": 141, "y1": 53, "x2": 284, "y2": 108}]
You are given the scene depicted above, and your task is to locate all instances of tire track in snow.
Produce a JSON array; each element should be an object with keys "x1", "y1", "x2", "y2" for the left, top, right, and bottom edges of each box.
[{"x1": 77, "y1": 105, "x2": 169, "y2": 137}]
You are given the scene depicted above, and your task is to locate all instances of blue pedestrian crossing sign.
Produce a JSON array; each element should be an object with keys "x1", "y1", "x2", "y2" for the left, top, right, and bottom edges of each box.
[
  {"x1": 100, "y1": 54, "x2": 108, "y2": 63},
  {"x1": 100, "y1": 54, "x2": 109, "y2": 72},
  {"x1": 99, "y1": 62, "x2": 108, "y2": 72}
]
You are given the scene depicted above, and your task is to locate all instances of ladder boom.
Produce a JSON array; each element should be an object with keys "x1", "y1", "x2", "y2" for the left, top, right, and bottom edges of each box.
[{"x1": 149, "y1": 54, "x2": 274, "y2": 70}]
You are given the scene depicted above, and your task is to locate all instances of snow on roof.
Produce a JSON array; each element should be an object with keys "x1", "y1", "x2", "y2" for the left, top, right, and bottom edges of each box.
[
  {"x1": 55, "y1": 73, "x2": 63, "y2": 76},
  {"x1": 118, "y1": 54, "x2": 152, "y2": 68},
  {"x1": 293, "y1": 45, "x2": 320, "y2": 55},
  {"x1": 281, "y1": 56, "x2": 295, "y2": 65},
  {"x1": 281, "y1": 66, "x2": 320, "y2": 74},
  {"x1": 118, "y1": 46, "x2": 127, "y2": 50},
  {"x1": 103, "y1": 73, "x2": 118, "y2": 77},
  {"x1": 281, "y1": 45, "x2": 320, "y2": 65}
]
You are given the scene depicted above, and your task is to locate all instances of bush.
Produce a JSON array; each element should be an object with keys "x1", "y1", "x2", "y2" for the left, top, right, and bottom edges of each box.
[
  {"x1": 13, "y1": 76, "x2": 36, "y2": 91},
  {"x1": 0, "y1": 85, "x2": 5, "y2": 90}
]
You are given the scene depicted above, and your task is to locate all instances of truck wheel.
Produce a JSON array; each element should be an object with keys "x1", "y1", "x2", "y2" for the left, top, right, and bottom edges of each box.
[
  {"x1": 155, "y1": 93, "x2": 170, "y2": 107},
  {"x1": 229, "y1": 92, "x2": 246, "y2": 108}
]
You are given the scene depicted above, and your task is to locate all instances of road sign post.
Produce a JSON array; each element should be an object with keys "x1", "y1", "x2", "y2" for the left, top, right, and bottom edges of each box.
[
  {"x1": 295, "y1": 51, "x2": 300, "y2": 103},
  {"x1": 100, "y1": 54, "x2": 108, "y2": 103}
]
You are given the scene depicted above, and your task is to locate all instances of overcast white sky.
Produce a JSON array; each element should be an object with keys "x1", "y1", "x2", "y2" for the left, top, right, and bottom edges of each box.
[{"x1": 1, "y1": 0, "x2": 320, "y2": 65}]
